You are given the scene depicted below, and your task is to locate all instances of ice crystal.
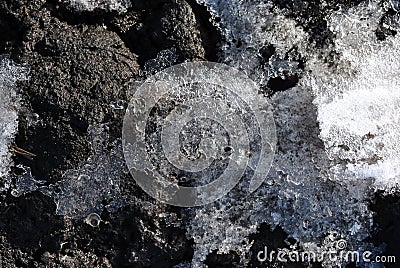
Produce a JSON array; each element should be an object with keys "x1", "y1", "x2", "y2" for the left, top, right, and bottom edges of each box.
[
  {"x1": 185, "y1": 88, "x2": 376, "y2": 267},
  {"x1": 123, "y1": 61, "x2": 276, "y2": 207},
  {"x1": 11, "y1": 165, "x2": 45, "y2": 197},
  {"x1": 0, "y1": 56, "x2": 29, "y2": 191},
  {"x1": 195, "y1": 0, "x2": 306, "y2": 90},
  {"x1": 143, "y1": 48, "x2": 179, "y2": 77},
  {"x1": 63, "y1": 0, "x2": 131, "y2": 13},
  {"x1": 41, "y1": 124, "x2": 126, "y2": 219},
  {"x1": 187, "y1": 0, "x2": 398, "y2": 266},
  {"x1": 110, "y1": 99, "x2": 126, "y2": 110}
]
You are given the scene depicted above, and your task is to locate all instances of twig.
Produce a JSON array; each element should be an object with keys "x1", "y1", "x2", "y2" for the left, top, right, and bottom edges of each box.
[{"x1": 10, "y1": 145, "x2": 36, "y2": 158}]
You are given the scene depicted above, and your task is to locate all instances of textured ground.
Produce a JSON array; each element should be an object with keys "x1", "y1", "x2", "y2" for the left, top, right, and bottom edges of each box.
[{"x1": 0, "y1": 0, "x2": 399, "y2": 267}]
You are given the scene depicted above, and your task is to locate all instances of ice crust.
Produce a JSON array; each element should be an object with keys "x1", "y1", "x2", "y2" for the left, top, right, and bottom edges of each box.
[
  {"x1": 185, "y1": 87, "x2": 377, "y2": 267},
  {"x1": 195, "y1": 0, "x2": 306, "y2": 90},
  {"x1": 0, "y1": 57, "x2": 29, "y2": 192},
  {"x1": 40, "y1": 124, "x2": 126, "y2": 219},
  {"x1": 11, "y1": 165, "x2": 45, "y2": 197},
  {"x1": 62, "y1": 0, "x2": 131, "y2": 13},
  {"x1": 143, "y1": 48, "x2": 179, "y2": 77},
  {"x1": 187, "y1": 0, "x2": 399, "y2": 266}
]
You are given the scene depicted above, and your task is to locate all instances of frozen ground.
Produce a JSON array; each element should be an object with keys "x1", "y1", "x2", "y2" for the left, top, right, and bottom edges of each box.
[
  {"x1": 186, "y1": 0, "x2": 400, "y2": 266},
  {"x1": 0, "y1": 57, "x2": 29, "y2": 190},
  {"x1": 0, "y1": 0, "x2": 399, "y2": 267}
]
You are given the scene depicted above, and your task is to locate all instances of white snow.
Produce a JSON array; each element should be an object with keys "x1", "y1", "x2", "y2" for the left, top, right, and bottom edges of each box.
[{"x1": 305, "y1": 0, "x2": 400, "y2": 191}]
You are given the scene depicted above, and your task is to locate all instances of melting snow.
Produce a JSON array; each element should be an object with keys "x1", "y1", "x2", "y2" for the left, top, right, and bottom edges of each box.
[
  {"x1": 63, "y1": 0, "x2": 131, "y2": 13},
  {"x1": 187, "y1": 0, "x2": 399, "y2": 266},
  {"x1": 0, "y1": 57, "x2": 29, "y2": 192}
]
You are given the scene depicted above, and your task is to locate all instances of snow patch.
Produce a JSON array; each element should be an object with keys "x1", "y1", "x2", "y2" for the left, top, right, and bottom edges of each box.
[{"x1": 0, "y1": 57, "x2": 29, "y2": 191}]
